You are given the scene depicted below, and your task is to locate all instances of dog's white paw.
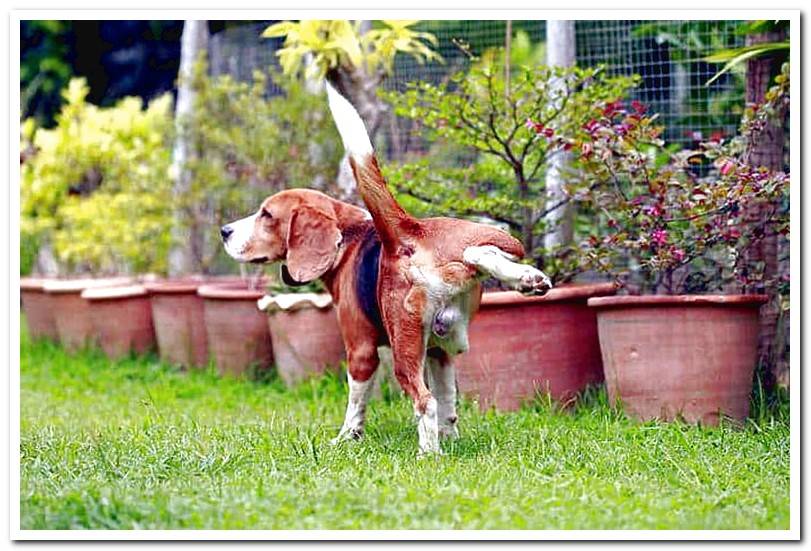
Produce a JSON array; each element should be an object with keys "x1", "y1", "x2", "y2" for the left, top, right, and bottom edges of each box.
[
  {"x1": 439, "y1": 424, "x2": 459, "y2": 441},
  {"x1": 330, "y1": 427, "x2": 364, "y2": 445},
  {"x1": 416, "y1": 447, "x2": 444, "y2": 459},
  {"x1": 517, "y1": 267, "x2": 553, "y2": 296}
]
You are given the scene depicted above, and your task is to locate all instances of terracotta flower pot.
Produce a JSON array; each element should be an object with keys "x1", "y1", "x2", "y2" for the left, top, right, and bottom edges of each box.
[
  {"x1": 258, "y1": 293, "x2": 346, "y2": 386},
  {"x1": 145, "y1": 278, "x2": 210, "y2": 368},
  {"x1": 198, "y1": 281, "x2": 273, "y2": 377},
  {"x1": 20, "y1": 277, "x2": 59, "y2": 341},
  {"x1": 43, "y1": 277, "x2": 133, "y2": 353},
  {"x1": 588, "y1": 294, "x2": 768, "y2": 425},
  {"x1": 456, "y1": 282, "x2": 618, "y2": 411},
  {"x1": 82, "y1": 284, "x2": 156, "y2": 360}
]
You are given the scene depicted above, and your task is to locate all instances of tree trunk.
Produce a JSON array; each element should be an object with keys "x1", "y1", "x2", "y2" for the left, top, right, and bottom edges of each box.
[
  {"x1": 168, "y1": 20, "x2": 208, "y2": 276},
  {"x1": 743, "y1": 28, "x2": 787, "y2": 389},
  {"x1": 329, "y1": 21, "x2": 388, "y2": 203},
  {"x1": 543, "y1": 20, "x2": 576, "y2": 257}
]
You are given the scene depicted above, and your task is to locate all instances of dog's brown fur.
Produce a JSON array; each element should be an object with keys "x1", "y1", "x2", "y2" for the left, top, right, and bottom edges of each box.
[{"x1": 348, "y1": 155, "x2": 526, "y2": 415}]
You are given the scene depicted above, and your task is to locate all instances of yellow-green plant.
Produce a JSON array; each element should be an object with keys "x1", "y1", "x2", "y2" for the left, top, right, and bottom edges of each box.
[
  {"x1": 262, "y1": 20, "x2": 440, "y2": 81},
  {"x1": 262, "y1": 20, "x2": 441, "y2": 141},
  {"x1": 21, "y1": 78, "x2": 174, "y2": 274}
]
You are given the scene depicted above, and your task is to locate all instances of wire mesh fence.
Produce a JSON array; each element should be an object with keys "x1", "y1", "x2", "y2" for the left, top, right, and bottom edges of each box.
[{"x1": 208, "y1": 19, "x2": 749, "y2": 159}]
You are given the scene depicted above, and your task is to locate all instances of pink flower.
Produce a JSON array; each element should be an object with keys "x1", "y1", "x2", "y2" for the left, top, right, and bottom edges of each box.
[
  {"x1": 673, "y1": 248, "x2": 686, "y2": 262},
  {"x1": 583, "y1": 119, "x2": 600, "y2": 135},
  {"x1": 614, "y1": 122, "x2": 631, "y2": 137},
  {"x1": 645, "y1": 204, "x2": 663, "y2": 218},
  {"x1": 651, "y1": 228, "x2": 668, "y2": 247},
  {"x1": 718, "y1": 158, "x2": 735, "y2": 176}
]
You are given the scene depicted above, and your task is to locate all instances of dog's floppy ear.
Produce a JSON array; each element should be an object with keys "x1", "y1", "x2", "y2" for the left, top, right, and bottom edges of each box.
[{"x1": 285, "y1": 205, "x2": 342, "y2": 283}]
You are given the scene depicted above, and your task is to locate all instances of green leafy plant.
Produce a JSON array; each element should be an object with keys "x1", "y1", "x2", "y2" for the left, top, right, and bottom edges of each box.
[
  {"x1": 382, "y1": 60, "x2": 637, "y2": 279},
  {"x1": 21, "y1": 78, "x2": 174, "y2": 274},
  {"x1": 176, "y1": 57, "x2": 344, "y2": 273},
  {"x1": 21, "y1": 21, "x2": 74, "y2": 127}
]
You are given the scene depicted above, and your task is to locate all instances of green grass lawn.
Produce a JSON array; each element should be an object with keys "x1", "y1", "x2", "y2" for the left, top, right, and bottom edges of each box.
[{"x1": 20, "y1": 322, "x2": 790, "y2": 531}]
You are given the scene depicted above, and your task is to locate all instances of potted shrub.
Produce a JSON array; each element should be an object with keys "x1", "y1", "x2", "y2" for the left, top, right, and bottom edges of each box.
[
  {"x1": 382, "y1": 57, "x2": 636, "y2": 410},
  {"x1": 81, "y1": 284, "x2": 155, "y2": 360},
  {"x1": 257, "y1": 276, "x2": 345, "y2": 387},
  {"x1": 42, "y1": 277, "x2": 132, "y2": 352},
  {"x1": 20, "y1": 277, "x2": 59, "y2": 341},
  {"x1": 198, "y1": 276, "x2": 272, "y2": 378},
  {"x1": 21, "y1": 78, "x2": 174, "y2": 279},
  {"x1": 574, "y1": 66, "x2": 790, "y2": 424},
  {"x1": 456, "y1": 283, "x2": 617, "y2": 411}
]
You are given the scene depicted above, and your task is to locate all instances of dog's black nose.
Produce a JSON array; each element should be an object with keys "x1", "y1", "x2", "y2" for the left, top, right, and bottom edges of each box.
[{"x1": 220, "y1": 225, "x2": 234, "y2": 241}]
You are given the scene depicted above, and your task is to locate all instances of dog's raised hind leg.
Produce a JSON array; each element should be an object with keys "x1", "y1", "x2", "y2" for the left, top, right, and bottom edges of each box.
[{"x1": 463, "y1": 245, "x2": 553, "y2": 295}]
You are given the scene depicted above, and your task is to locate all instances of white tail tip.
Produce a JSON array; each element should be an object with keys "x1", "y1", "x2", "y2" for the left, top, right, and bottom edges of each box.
[{"x1": 326, "y1": 81, "x2": 374, "y2": 158}]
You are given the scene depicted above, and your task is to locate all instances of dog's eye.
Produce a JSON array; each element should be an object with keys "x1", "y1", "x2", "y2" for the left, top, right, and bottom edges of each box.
[{"x1": 260, "y1": 208, "x2": 272, "y2": 219}]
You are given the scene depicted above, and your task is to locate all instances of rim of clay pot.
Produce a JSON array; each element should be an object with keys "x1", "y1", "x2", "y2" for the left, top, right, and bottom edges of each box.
[
  {"x1": 20, "y1": 277, "x2": 57, "y2": 292},
  {"x1": 144, "y1": 278, "x2": 206, "y2": 295},
  {"x1": 143, "y1": 275, "x2": 246, "y2": 295},
  {"x1": 588, "y1": 294, "x2": 769, "y2": 309},
  {"x1": 197, "y1": 281, "x2": 267, "y2": 301},
  {"x1": 479, "y1": 282, "x2": 619, "y2": 308},
  {"x1": 257, "y1": 292, "x2": 333, "y2": 313},
  {"x1": 42, "y1": 277, "x2": 134, "y2": 295},
  {"x1": 82, "y1": 284, "x2": 149, "y2": 301}
]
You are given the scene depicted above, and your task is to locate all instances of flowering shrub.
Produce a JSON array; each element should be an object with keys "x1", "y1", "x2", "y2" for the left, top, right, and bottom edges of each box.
[
  {"x1": 548, "y1": 63, "x2": 790, "y2": 294},
  {"x1": 382, "y1": 61, "x2": 637, "y2": 277}
]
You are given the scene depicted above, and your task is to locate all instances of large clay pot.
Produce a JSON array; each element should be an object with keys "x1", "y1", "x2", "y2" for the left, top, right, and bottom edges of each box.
[
  {"x1": 43, "y1": 277, "x2": 132, "y2": 352},
  {"x1": 82, "y1": 284, "x2": 155, "y2": 360},
  {"x1": 145, "y1": 278, "x2": 210, "y2": 368},
  {"x1": 20, "y1": 277, "x2": 59, "y2": 341},
  {"x1": 588, "y1": 294, "x2": 768, "y2": 425},
  {"x1": 258, "y1": 293, "x2": 346, "y2": 386},
  {"x1": 456, "y1": 283, "x2": 618, "y2": 411},
  {"x1": 198, "y1": 281, "x2": 273, "y2": 377}
]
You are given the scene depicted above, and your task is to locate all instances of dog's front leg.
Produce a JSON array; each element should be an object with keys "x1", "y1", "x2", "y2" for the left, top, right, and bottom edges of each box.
[
  {"x1": 332, "y1": 344, "x2": 379, "y2": 444},
  {"x1": 463, "y1": 245, "x2": 553, "y2": 295}
]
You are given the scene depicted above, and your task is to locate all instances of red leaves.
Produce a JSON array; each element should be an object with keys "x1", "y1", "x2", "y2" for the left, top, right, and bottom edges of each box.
[{"x1": 525, "y1": 118, "x2": 555, "y2": 139}]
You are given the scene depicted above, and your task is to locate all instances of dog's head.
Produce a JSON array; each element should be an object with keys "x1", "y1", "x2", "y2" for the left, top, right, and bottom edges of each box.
[{"x1": 221, "y1": 189, "x2": 367, "y2": 284}]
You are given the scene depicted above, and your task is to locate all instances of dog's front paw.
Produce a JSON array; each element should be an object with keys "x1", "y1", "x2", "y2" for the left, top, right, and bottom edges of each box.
[
  {"x1": 517, "y1": 267, "x2": 553, "y2": 296},
  {"x1": 330, "y1": 426, "x2": 364, "y2": 445}
]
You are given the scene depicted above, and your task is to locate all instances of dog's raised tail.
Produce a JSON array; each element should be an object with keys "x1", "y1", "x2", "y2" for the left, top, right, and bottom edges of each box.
[{"x1": 326, "y1": 82, "x2": 419, "y2": 250}]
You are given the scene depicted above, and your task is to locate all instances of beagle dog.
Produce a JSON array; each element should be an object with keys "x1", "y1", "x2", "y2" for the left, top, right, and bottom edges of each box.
[{"x1": 220, "y1": 85, "x2": 552, "y2": 456}]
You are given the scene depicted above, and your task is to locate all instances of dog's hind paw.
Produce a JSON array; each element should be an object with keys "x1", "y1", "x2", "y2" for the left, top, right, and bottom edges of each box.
[{"x1": 517, "y1": 267, "x2": 553, "y2": 296}]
